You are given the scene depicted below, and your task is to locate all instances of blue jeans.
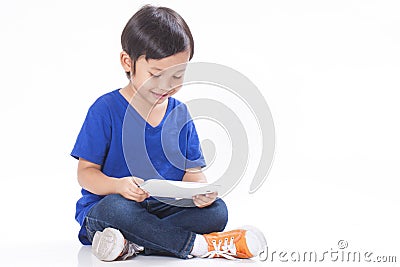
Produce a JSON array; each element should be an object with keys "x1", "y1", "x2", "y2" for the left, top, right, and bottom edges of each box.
[{"x1": 84, "y1": 194, "x2": 228, "y2": 259}]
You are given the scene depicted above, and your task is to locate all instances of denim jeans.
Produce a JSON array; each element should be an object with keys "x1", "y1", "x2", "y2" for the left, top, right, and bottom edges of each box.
[{"x1": 85, "y1": 194, "x2": 228, "y2": 259}]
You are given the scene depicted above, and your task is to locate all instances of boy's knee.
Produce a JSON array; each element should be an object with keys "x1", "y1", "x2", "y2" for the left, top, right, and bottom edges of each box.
[
  {"x1": 92, "y1": 194, "x2": 143, "y2": 220},
  {"x1": 204, "y1": 198, "x2": 228, "y2": 232}
]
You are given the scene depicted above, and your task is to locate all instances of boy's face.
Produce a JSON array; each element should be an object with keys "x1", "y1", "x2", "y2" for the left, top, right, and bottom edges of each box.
[{"x1": 121, "y1": 50, "x2": 190, "y2": 106}]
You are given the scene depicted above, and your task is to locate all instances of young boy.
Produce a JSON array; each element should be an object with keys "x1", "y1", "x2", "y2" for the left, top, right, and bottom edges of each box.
[{"x1": 71, "y1": 4, "x2": 266, "y2": 261}]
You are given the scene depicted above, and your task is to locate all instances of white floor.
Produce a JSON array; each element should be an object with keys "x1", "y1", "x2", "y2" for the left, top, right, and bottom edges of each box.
[
  {"x1": 2, "y1": 241, "x2": 267, "y2": 267},
  {"x1": 5, "y1": 241, "x2": 394, "y2": 267}
]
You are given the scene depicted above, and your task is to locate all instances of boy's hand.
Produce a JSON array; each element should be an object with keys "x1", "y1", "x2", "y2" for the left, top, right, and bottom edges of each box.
[
  {"x1": 115, "y1": 177, "x2": 149, "y2": 202},
  {"x1": 192, "y1": 192, "x2": 218, "y2": 208}
]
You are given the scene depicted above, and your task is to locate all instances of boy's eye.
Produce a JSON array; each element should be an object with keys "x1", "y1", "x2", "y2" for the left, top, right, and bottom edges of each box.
[
  {"x1": 149, "y1": 72, "x2": 161, "y2": 78},
  {"x1": 173, "y1": 75, "x2": 183, "y2": 79}
]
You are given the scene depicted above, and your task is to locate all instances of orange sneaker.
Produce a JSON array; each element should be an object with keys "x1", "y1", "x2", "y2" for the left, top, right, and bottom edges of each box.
[{"x1": 201, "y1": 225, "x2": 267, "y2": 260}]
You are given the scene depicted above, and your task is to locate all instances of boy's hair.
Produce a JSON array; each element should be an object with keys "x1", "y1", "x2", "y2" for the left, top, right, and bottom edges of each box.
[{"x1": 121, "y1": 5, "x2": 194, "y2": 79}]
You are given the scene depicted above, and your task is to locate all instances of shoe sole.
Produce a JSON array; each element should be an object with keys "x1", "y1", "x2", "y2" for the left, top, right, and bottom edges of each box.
[
  {"x1": 92, "y1": 227, "x2": 125, "y2": 261},
  {"x1": 241, "y1": 225, "x2": 267, "y2": 257}
]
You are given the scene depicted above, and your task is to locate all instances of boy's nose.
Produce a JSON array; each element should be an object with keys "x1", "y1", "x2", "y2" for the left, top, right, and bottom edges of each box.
[{"x1": 156, "y1": 76, "x2": 175, "y2": 91}]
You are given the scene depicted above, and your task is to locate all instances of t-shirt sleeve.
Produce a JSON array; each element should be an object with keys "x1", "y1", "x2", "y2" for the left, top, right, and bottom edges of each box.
[
  {"x1": 184, "y1": 113, "x2": 206, "y2": 170},
  {"x1": 71, "y1": 99, "x2": 111, "y2": 166}
]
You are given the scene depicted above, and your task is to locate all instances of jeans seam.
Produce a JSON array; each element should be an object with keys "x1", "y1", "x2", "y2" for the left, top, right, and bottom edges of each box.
[
  {"x1": 181, "y1": 231, "x2": 196, "y2": 259},
  {"x1": 85, "y1": 225, "x2": 94, "y2": 243},
  {"x1": 121, "y1": 224, "x2": 191, "y2": 258}
]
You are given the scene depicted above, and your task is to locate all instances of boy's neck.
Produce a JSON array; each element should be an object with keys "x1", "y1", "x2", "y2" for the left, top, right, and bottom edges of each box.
[{"x1": 120, "y1": 86, "x2": 168, "y2": 123}]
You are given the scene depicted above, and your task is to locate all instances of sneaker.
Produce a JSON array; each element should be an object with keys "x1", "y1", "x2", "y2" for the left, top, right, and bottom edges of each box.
[
  {"x1": 91, "y1": 227, "x2": 144, "y2": 261},
  {"x1": 201, "y1": 225, "x2": 267, "y2": 260}
]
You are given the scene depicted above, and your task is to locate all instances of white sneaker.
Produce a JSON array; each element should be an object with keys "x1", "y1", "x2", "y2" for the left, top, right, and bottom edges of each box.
[{"x1": 91, "y1": 227, "x2": 144, "y2": 261}]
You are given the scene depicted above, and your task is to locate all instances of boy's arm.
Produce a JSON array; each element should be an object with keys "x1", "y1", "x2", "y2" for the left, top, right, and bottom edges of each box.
[
  {"x1": 77, "y1": 158, "x2": 149, "y2": 201},
  {"x1": 183, "y1": 167, "x2": 218, "y2": 208},
  {"x1": 182, "y1": 167, "x2": 207, "y2": 183}
]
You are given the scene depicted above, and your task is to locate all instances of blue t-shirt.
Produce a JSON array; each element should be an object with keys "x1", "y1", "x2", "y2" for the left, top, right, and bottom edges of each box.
[{"x1": 71, "y1": 89, "x2": 206, "y2": 244}]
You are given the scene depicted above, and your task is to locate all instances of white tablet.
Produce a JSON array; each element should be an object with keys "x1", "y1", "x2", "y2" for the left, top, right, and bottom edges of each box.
[{"x1": 139, "y1": 179, "x2": 221, "y2": 199}]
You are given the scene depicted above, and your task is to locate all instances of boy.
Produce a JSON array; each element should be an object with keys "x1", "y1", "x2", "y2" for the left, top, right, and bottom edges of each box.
[{"x1": 71, "y1": 4, "x2": 266, "y2": 261}]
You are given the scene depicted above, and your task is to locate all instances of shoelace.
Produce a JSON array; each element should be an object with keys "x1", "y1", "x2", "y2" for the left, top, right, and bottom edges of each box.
[
  {"x1": 119, "y1": 241, "x2": 144, "y2": 260},
  {"x1": 201, "y1": 237, "x2": 239, "y2": 260}
]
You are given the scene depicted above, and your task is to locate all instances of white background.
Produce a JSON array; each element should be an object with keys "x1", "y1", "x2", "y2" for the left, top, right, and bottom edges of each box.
[{"x1": 0, "y1": 0, "x2": 399, "y2": 266}]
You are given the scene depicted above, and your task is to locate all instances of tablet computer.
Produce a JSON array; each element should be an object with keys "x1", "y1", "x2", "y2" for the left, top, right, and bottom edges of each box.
[{"x1": 139, "y1": 179, "x2": 221, "y2": 199}]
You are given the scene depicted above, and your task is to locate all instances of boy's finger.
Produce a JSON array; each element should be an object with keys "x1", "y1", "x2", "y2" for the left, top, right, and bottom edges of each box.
[
  {"x1": 205, "y1": 192, "x2": 217, "y2": 198},
  {"x1": 131, "y1": 177, "x2": 144, "y2": 186},
  {"x1": 129, "y1": 187, "x2": 145, "y2": 195},
  {"x1": 201, "y1": 194, "x2": 214, "y2": 200},
  {"x1": 195, "y1": 196, "x2": 208, "y2": 205}
]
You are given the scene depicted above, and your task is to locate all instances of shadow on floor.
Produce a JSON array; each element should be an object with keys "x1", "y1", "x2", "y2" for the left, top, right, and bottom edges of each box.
[{"x1": 77, "y1": 245, "x2": 260, "y2": 266}]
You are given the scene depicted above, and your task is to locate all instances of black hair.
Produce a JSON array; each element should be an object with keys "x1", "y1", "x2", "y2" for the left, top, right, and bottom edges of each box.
[{"x1": 121, "y1": 5, "x2": 194, "y2": 79}]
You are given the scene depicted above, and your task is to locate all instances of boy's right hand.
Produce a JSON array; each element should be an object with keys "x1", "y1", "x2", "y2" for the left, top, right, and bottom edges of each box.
[{"x1": 115, "y1": 177, "x2": 149, "y2": 202}]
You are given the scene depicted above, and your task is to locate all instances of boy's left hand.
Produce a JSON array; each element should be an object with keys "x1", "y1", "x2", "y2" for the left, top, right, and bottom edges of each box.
[{"x1": 192, "y1": 192, "x2": 218, "y2": 208}]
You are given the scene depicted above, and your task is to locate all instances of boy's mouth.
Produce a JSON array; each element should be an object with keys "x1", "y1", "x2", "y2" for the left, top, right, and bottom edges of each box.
[{"x1": 151, "y1": 91, "x2": 169, "y2": 98}]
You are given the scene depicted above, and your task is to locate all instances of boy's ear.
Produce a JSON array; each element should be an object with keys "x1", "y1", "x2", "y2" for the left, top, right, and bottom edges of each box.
[{"x1": 120, "y1": 51, "x2": 132, "y2": 72}]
